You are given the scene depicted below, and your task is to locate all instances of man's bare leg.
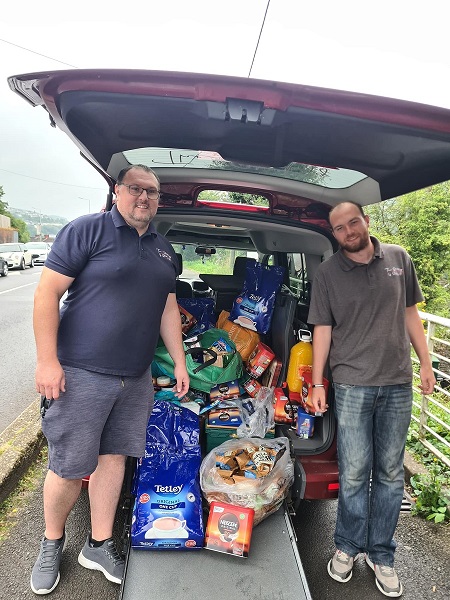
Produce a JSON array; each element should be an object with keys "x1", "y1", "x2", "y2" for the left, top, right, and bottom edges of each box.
[
  {"x1": 43, "y1": 471, "x2": 82, "y2": 539},
  {"x1": 88, "y1": 454, "x2": 126, "y2": 540}
]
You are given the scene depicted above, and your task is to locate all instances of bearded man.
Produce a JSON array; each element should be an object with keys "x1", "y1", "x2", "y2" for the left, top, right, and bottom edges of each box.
[{"x1": 308, "y1": 201, "x2": 435, "y2": 598}]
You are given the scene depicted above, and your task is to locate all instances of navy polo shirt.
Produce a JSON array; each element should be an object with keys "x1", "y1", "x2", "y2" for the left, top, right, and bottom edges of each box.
[{"x1": 46, "y1": 205, "x2": 178, "y2": 376}]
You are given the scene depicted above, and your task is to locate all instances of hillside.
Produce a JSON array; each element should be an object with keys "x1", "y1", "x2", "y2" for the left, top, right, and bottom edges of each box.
[{"x1": 9, "y1": 207, "x2": 68, "y2": 238}]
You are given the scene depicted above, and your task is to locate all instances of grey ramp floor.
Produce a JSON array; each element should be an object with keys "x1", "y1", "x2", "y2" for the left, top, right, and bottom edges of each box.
[{"x1": 120, "y1": 506, "x2": 312, "y2": 600}]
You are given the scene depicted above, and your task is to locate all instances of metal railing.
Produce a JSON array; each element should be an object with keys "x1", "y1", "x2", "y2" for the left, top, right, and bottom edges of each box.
[{"x1": 411, "y1": 311, "x2": 450, "y2": 468}]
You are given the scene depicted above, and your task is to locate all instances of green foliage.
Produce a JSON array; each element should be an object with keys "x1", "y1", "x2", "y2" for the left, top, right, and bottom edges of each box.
[
  {"x1": 9, "y1": 216, "x2": 30, "y2": 242},
  {"x1": 197, "y1": 189, "x2": 268, "y2": 206},
  {"x1": 410, "y1": 462, "x2": 450, "y2": 523},
  {"x1": 228, "y1": 192, "x2": 268, "y2": 206},
  {"x1": 0, "y1": 186, "x2": 7, "y2": 212},
  {"x1": 197, "y1": 189, "x2": 230, "y2": 202},
  {"x1": 366, "y1": 183, "x2": 450, "y2": 316},
  {"x1": 0, "y1": 186, "x2": 30, "y2": 242}
]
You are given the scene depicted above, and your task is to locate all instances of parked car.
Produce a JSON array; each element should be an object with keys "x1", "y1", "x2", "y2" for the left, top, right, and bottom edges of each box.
[
  {"x1": 0, "y1": 242, "x2": 34, "y2": 269},
  {"x1": 8, "y1": 69, "x2": 450, "y2": 506},
  {"x1": 0, "y1": 255, "x2": 8, "y2": 277},
  {"x1": 24, "y1": 241, "x2": 52, "y2": 265}
]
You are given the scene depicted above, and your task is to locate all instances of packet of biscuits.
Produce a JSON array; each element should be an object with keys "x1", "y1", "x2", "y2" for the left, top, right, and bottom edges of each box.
[
  {"x1": 200, "y1": 437, "x2": 295, "y2": 526},
  {"x1": 213, "y1": 441, "x2": 286, "y2": 482}
]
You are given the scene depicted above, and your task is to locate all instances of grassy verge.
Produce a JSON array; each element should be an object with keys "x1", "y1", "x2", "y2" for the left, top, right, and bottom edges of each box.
[{"x1": 0, "y1": 446, "x2": 47, "y2": 543}]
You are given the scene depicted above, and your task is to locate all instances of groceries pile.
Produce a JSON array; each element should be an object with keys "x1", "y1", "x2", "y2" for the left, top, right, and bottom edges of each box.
[{"x1": 130, "y1": 260, "x2": 327, "y2": 558}]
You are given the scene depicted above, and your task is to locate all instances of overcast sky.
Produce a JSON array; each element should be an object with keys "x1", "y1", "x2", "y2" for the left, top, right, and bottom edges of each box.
[{"x1": 1, "y1": 1, "x2": 449, "y2": 222}]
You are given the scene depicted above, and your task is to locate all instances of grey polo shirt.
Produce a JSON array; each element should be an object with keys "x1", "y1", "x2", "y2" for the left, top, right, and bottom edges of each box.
[
  {"x1": 45, "y1": 205, "x2": 178, "y2": 377},
  {"x1": 307, "y1": 237, "x2": 423, "y2": 386}
]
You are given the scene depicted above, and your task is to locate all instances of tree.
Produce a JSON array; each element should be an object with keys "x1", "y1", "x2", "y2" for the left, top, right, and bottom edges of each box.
[
  {"x1": 366, "y1": 182, "x2": 450, "y2": 316},
  {"x1": 228, "y1": 192, "x2": 268, "y2": 205},
  {"x1": 0, "y1": 185, "x2": 30, "y2": 242}
]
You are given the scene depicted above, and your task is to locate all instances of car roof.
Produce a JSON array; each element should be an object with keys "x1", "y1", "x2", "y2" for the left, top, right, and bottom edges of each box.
[{"x1": 8, "y1": 69, "x2": 450, "y2": 218}]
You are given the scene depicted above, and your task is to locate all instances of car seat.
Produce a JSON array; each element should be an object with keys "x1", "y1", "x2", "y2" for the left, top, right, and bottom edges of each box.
[
  {"x1": 199, "y1": 256, "x2": 256, "y2": 313},
  {"x1": 174, "y1": 253, "x2": 193, "y2": 298}
]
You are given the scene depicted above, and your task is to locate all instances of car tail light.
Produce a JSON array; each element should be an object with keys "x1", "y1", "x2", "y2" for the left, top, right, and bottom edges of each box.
[{"x1": 328, "y1": 483, "x2": 340, "y2": 491}]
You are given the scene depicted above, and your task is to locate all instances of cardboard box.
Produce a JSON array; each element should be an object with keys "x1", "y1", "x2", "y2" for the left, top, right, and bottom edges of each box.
[
  {"x1": 207, "y1": 337, "x2": 235, "y2": 368},
  {"x1": 205, "y1": 501, "x2": 254, "y2": 557},
  {"x1": 296, "y1": 408, "x2": 315, "y2": 438},
  {"x1": 240, "y1": 374, "x2": 262, "y2": 398},
  {"x1": 261, "y1": 357, "x2": 283, "y2": 388},
  {"x1": 246, "y1": 342, "x2": 275, "y2": 378},
  {"x1": 274, "y1": 387, "x2": 300, "y2": 424},
  {"x1": 301, "y1": 371, "x2": 329, "y2": 415},
  {"x1": 207, "y1": 405, "x2": 242, "y2": 428},
  {"x1": 209, "y1": 379, "x2": 240, "y2": 401}
]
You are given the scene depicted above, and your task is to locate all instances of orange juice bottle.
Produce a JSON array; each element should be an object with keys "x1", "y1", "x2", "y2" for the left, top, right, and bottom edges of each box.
[{"x1": 286, "y1": 330, "x2": 313, "y2": 393}]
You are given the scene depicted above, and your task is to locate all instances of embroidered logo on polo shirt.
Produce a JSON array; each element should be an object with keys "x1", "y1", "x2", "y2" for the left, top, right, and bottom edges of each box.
[
  {"x1": 385, "y1": 267, "x2": 403, "y2": 277},
  {"x1": 157, "y1": 248, "x2": 173, "y2": 261}
]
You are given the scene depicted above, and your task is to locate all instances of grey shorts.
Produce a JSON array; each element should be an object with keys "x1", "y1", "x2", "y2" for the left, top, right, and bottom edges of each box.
[{"x1": 41, "y1": 365, "x2": 154, "y2": 479}]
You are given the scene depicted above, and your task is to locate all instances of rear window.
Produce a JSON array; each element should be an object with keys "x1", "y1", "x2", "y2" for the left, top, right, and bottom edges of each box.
[
  {"x1": 123, "y1": 147, "x2": 367, "y2": 189},
  {"x1": 0, "y1": 244, "x2": 20, "y2": 252}
]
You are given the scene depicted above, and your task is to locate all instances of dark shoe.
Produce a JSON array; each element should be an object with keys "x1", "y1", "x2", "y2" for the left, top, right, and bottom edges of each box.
[
  {"x1": 30, "y1": 533, "x2": 67, "y2": 595},
  {"x1": 365, "y1": 555, "x2": 403, "y2": 597},
  {"x1": 327, "y1": 549, "x2": 354, "y2": 583},
  {"x1": 78, "y1": 536, "x2": 124, "y2": 584}
]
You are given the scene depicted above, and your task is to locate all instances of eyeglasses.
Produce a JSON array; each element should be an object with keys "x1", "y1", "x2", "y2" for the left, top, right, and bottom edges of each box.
[{"x1": 119, "y1": 183, "x2": 160, "y2": 200}]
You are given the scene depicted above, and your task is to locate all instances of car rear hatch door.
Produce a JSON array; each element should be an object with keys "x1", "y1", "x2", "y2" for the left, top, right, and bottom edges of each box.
[{"x1": 8, "y1": 68, "x2": 450, "y2": 212}]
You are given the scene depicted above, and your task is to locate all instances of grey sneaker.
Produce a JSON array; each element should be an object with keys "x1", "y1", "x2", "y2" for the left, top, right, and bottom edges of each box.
[
  {"x1": 365, "y1": 555, "x2": 403, "y2": 597},
  {"x1": 78, "y1": 536, "x2": 124, "y2": 584},
  {"x1": 327, "y1": 549, "x2": 354, "y2": 583},
  {"x1": 30, "y1": 533, "x2": 67, "y2": 595}
]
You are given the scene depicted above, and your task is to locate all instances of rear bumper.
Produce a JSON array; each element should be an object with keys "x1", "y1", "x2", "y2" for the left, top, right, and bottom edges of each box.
[{"x1": 296, "y1": 441, "x2": 339, "y2": 500}]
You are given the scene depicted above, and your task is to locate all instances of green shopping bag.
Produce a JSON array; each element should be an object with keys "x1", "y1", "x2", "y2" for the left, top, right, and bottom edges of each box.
[{"x1": 152, "y1": 328, "x2": 243, "y2": 393}]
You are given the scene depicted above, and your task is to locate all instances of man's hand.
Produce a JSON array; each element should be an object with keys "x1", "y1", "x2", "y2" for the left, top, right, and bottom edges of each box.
[
  {"x1": 312, "y1": 387, "x2": 329, "y2": 413},
  {"x1": 173, "y1": 363, "x2": 190, "y2": 398},
  {"x1": 35, "y1": 360, "x2": 66, "y2": 400},
  {"x1": 419, "y1": 363, "x2": 436, "y2": 396}
]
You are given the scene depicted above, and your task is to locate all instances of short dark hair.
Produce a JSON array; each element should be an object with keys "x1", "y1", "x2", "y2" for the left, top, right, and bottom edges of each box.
[
  {"x1": 117, "y1": 164, "x2": 160, "y2": 186},
  {"x1": 328, "y1": 201, "x2": 365, "y2": 224}
]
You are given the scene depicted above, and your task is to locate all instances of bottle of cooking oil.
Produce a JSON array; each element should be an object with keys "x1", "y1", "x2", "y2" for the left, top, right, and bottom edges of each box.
[{"x1": 286, "y1": 329, "x2": 313, "y2": 393}]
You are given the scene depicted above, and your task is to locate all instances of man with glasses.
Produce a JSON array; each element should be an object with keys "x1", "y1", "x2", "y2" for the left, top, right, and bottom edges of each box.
[{"x1": 30, "y1": 164, "x2": 189, "y2": 594}]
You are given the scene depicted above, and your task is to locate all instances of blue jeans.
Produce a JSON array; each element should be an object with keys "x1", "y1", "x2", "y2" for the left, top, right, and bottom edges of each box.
[{"x1": 333, "y1": 383, "x2": 412, "y2": 567}]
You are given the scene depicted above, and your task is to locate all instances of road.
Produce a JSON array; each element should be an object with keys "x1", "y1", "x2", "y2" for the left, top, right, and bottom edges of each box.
[{"x1": 0, "y1": 266, "x2": 42, "y2": 432}]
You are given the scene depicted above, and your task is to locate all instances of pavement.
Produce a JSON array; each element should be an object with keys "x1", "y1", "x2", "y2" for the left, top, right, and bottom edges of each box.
[
  {"x1": 0, "y1": 398, "x2": 429, "y2": 506},
  {"x1": 0, "y1": 397, "x2": 45, "y2": 505}
]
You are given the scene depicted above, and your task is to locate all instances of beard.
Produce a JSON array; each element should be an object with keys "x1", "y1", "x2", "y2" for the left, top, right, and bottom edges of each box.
[
  {"x1": 340, "y1": 229, "x2": 371, "y2": 254},
  {"x1": 123, "y1": 204, "x2": 157, "y2": 228}
]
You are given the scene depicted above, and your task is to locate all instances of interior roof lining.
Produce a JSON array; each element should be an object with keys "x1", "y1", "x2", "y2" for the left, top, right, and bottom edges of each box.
[{"x1": 154, "y1": 213, "x2": 334, "y2": 256}]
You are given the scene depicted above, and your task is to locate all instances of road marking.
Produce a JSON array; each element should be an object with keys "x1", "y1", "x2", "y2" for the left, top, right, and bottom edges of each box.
[{"x1": 0, "y1": 281, "x2": 38, "y2": 295}]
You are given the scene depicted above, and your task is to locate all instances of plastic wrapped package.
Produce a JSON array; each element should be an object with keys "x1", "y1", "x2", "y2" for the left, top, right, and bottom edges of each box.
[
  {"x1": 131, "y1": 401, "x2": 204, "y2": 549},
  {"x1": 200, "y1": 437, "x2": 294, "y2": 526},
  {"x1": 235, "y1": 386, "x2": 275, "y2": 439}
]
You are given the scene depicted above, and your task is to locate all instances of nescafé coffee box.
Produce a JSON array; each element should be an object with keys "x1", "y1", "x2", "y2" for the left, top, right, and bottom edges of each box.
[{"x1": 204, "y1": 501, "x2": 255, "y2": 558}]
